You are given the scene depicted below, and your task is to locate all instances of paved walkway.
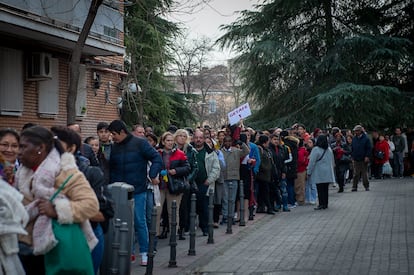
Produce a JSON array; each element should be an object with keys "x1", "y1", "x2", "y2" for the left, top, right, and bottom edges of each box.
[{"x1": 132, "y1": 177, "x2": 414, "y2": 275}]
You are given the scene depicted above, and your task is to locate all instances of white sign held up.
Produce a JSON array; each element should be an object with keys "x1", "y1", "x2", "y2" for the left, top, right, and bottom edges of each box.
[{"x1": 228, "y1": 103, "x2": 251, "y2": 125}]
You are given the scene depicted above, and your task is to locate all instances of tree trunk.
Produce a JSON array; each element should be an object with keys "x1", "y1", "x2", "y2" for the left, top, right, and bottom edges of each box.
[
  {"x1": 322, "y1": 0, "x2": 334, "y2": 51},
  {"x1": 67, "y1": 0, "x2": 103, "y2": 124}
]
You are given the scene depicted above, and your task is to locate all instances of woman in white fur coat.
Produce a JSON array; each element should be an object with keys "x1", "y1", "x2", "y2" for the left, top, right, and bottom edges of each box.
[{"x1": 15, "y1": 126, "x2": 99, "y2": 275}]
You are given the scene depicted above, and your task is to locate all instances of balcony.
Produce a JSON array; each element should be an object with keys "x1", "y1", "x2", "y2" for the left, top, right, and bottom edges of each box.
[{"x1": 0, "y1": 0, "x2": 125, "y2": 56}]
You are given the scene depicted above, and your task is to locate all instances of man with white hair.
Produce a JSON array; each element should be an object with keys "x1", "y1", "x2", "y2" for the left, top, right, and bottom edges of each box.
[{"x1": 351, "y1": 125, "x2": 372, "y2": 191}]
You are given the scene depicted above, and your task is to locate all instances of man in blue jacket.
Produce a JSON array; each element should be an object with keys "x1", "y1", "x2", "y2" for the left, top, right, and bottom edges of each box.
[
  {"x1": 108, "y1": 120, "x2": 162, "y2": 266},
  {"x1": 351, "y1": 125, "x2": 372, "y2": 191}
]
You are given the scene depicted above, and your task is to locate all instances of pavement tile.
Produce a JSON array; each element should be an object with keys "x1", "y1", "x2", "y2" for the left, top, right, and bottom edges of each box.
[{"x1": 130, "y1": 178, "x2": 414, "y2": 274}]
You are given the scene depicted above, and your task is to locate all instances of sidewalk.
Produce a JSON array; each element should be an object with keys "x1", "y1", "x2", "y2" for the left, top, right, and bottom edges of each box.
[
  {"x1": 132, "y1": 177, "x2": 414, "y2": 274},
  {"x1": 131, "y1": 204, "x2": 272, "y2": 274}
]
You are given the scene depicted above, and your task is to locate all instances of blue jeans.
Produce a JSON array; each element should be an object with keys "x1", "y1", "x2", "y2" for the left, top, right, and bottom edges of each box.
[
  {"x1": 279, "y1": 179, "x2": 288, "y2": 208},
  {"x1": 132, "y1": 192, "x2": 148, "y2": 255},
  {"x1": 222, "y1": 180, "x2": 238, "y2": 220},
  {"x1": 91, "y1": 224, "x2": 104, "y2": 275},
  {"x1": 393, "y1": 152, "x2": 404, "y2": 177},
  {"x1": 286, "y1": 178, "x2": 296, "y2": 205},
  {"x1": 305, "y1": 177, "x2": 317, "y2": 203}
]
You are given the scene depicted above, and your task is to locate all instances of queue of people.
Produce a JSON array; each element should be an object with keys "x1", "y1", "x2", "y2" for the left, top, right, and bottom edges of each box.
[{"x1": 1, "y1": 120, "x2": 414, "y2": 274}]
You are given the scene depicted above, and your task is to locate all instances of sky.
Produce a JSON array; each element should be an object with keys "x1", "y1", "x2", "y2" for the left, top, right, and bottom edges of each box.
[{"x1": 169, "y1": 0, "x2": 260, "y2": 65}]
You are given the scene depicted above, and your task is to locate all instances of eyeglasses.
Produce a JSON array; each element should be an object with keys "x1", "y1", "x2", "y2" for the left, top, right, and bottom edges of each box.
[{"x1": 0, "y1": 143, "x2": 19, "y2": 150}]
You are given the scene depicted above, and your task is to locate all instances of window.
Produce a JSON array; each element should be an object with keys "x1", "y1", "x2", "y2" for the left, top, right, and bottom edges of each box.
[
  {"x1": 0, "y1": 47, "x2": 24, "y2": 116},
  {"x1": 76, "y1": 65, "x2": 87, "y2": 116},
  {"x1": 209, "y1": 99, "x2": 217, "y2": 114},
  {"x1": 38, "y1": 58, "x2": 59, "y2": 115}
]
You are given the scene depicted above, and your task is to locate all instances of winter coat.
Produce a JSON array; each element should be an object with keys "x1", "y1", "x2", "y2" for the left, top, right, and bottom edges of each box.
[
  {"x1": 392, "y1": 135, "x2": 405, "y2": 153},
  {"x1": 182, "y1": 143, "x2": 199, "y2": 183},
  {"x1": 15, "y1": 152, "x2": 99, "y2": 252},
  {"x1": 248, "y1": 142, "x2": 261, "y2": 174},
  {"x1": 110, "y1": 134, "x2": 162, "y2": 194},
  {"x1": 374, "y1": 140, "x2": 390, "y2": 165},
  {"x1": 331, "y1": 140, "x2": 351, "y2": 168},
  {"x1": 269, "y1": 143, "x2": 288, "y2": 179},
  {"x1": 77, "y1": 155, "x2": 114, "y2": 233},
  {"x1": 192, "y1": 144, "x2": 221, "y2": 195},
  {"x1": 0, "y1": 178, "x2": 28, "y2": 274},
  {"x1": 221, "y1": 142, "x2": 249, "y2": 180},
  {"x1": 283, "y1": 136, "x2": 299, "y2": 179},
  {"x1": 297, "y1": 147, "x2": 309, "y2": 173},
  {"x1": 159, "y1": 148, "x2": 191, "y2": 190},
  {"x1": 256, "y1": 145, "x2": 274, "y2": 183},
  {"x1": 351, "y1": 133, "x2": 372, "y2": 161},
  {"x1": 307, "y1": 147, "x2": 336, "y2": 184}
]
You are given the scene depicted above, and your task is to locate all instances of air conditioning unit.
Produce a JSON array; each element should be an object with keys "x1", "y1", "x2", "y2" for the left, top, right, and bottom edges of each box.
[{"x1": 30, "y1": 52, "x2": 52, "y2": 78}]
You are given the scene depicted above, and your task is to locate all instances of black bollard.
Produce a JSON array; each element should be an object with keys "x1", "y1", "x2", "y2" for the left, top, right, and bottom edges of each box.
[
  {"x1": 109, "y1": 219, "x2": 121, "y2": 274},
  {"x1": 207, "y1": 189, "x2": 214, "y2": 244},
  {"x1": 168, "y1": 200, "x2": 178, "y2": 268},
  {"x1": 239, "y1": 180, "x2": 246, "y2": 226},
  {"x1": 118, "y1": 222, "x2": 130, "y2": 275},
  {"x1": 226, "y1": 181, "x2": 233, "y2": 234},
  {"x1": 146, "y1": 207, "x2": 157, "y2": 275},
  {"x1": 188, "y1": 193, "x2": 196, "y2": 256}
]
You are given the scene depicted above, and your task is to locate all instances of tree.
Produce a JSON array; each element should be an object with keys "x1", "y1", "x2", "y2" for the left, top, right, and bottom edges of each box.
[
  {"x1": 122, "y1": 0, "x2": 183, "y2": 133},
  {"x1": 67, "y1": 0, "x2": 103, "y2": 124},
  {"x1": 227, "y1": 59, "x2": 245, "y2": 107},
  {"x1": 218, "y1": 0, "x2": 413, "y2": 130},
  {"x1": 168, "y1": 36, "x2": 215, "y2": 125}
]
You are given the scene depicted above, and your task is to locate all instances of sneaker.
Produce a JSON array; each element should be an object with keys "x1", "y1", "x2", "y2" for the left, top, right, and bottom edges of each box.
[
  {"x1": 131, "y1": 254, "x2": 136, "y2": 264},
  {"x1": 288, "y1": 204, "x2": 296, "y2": 209},
  {"x1": 283, "y1": 207, "x2": 291, "y2": 212},
  {"x1": 351, "y1": 188, "x2": 357, "y2": 192},
  {"x1": 213, "y1": 222, "x2": 219, "y2": 228},
  {"x1": 140, "y1": 253, "x2": 148, "y2": 266},
  {"x1": 332, "y1": 183, "x2": 337, "y2": 187}
]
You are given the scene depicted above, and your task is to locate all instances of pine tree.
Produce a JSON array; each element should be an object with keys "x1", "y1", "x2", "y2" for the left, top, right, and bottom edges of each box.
[{"x1": 218, "y1": 0, "x2": 413, "y2": 130}]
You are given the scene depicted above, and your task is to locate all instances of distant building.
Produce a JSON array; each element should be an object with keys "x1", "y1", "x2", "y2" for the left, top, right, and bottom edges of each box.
[
  {"x1": 0, "y1": 0, "x2": 126, "y2": 136},
  {"x1": 167, "y1": 64, "x2": 238, "y2": 129}
]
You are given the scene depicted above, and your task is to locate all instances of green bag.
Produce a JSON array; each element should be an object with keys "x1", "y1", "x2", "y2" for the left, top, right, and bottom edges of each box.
[{"x1": 44, "y1": 174, "x2": 94, "y2": 275}]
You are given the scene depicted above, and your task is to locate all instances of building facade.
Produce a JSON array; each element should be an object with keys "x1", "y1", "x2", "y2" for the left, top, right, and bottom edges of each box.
[{"x1": 0, "y1": 0, "x2": 126, "y2": 137}]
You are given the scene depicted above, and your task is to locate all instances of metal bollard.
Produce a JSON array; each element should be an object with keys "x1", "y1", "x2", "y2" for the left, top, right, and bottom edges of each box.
[
  {"x1": 118, "y1": 222, "x2": 129, "y2": 275},
  {"x1": 146, "y1": 207, "x2": 157, "y2": 275},
  {"x1": 188, "y1": 193, "x2": 196, "y2": 256},
  {"x1": 207, "y1": 189, "x2": 214, "y2": 244},
  {"x1": 168, "y1": 200, "x2": 178, "y2": 267},
  {"x1": 109, "y1": 219, "x2": 121, "y2": 274},
  {"x1": 239, "y1": 180, "x2": 246, "y2": 226},
  {"x1": 226, "y1": 181, "x2": 233, "y2": 234}
]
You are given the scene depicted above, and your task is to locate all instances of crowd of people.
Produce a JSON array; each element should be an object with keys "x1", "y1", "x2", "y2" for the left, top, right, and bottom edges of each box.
[{"x1": 1, "y1": 120, "x2": 414, "y2": 274}]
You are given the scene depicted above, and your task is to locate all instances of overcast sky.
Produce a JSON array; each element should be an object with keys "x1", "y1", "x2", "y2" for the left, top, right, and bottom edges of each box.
[{"x1": 169, "y1": 0, "x2": 260, "y2": 65}]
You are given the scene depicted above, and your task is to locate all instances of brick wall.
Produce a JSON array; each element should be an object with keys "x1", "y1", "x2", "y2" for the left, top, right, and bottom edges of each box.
[{"x1": 0, "y1": 57, "x2": 123, "y2": 138}]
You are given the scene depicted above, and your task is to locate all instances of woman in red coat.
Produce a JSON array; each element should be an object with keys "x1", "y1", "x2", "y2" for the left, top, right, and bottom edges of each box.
[{"x1": 373, "y1": 133, "x2": 390, "y2": 179}]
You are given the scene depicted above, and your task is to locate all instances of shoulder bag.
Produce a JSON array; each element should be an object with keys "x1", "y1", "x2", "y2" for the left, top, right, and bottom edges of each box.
[{"x1": 44, "y1": 174, "x2": 94, "y2": 275}]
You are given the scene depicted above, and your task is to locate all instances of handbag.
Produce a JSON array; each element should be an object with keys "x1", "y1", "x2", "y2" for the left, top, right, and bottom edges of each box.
[
  {"x1": 44, "y1": 174, "x2": 94, "y2": 275},
  {"x1": 339, "y1": 154, "x2": 351, "y2": 164},
  {"x1": 375, "y1": 150, "x2": 385, "y2": 159},
  {"x1": 190, "y1": 181, "x2": 199, "y2": 193},
  {"x1": 167, "y1": 175, "x2": 189, "y2": 195}
]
